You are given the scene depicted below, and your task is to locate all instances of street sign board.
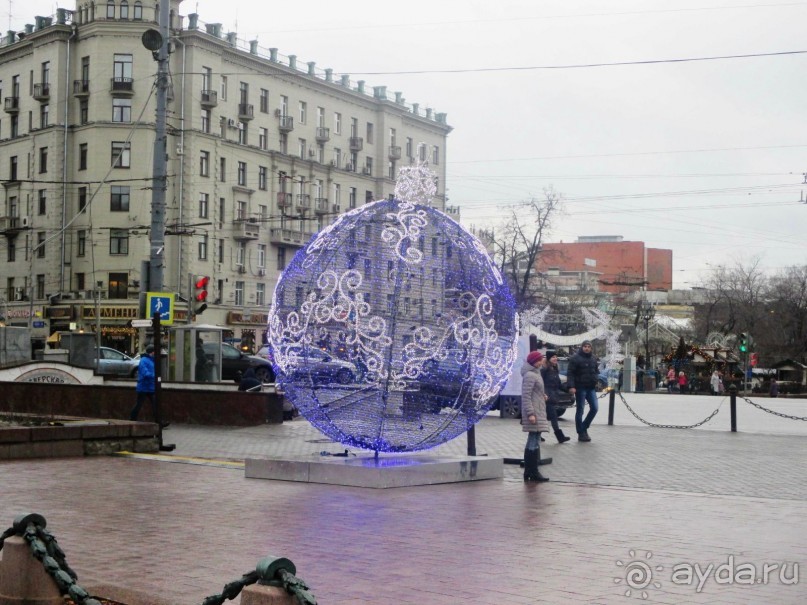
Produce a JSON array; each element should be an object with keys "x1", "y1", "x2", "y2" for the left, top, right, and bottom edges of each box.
[
  {"x1": 146, "y1": 291, "x2": 175, "y2": 325},
  {"x1": 131, "y1": 319, "x2": 153, "y2": 328},
  {"x1": 32, "y1": 321, "x2": 45, "y2": 328}
]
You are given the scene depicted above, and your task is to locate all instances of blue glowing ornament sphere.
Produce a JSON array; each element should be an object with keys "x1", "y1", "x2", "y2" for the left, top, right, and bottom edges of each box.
[{"x1": 269, "y1": 165, "x2": 518, "y2": 453}]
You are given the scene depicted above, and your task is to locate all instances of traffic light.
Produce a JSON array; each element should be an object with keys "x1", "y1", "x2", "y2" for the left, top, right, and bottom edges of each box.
[
  {"x1": 738, "y1": 333, "x2": 748, "y2": 353},
  {"x1": 193, "y1": 275, "x2": 210, "y2": 316},
  {"x1": 750, "y1": 352, "x2": 759, "y2": 367}
]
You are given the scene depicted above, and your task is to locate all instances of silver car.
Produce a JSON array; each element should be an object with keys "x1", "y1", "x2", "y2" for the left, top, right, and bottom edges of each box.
[{"x1": 94, "y1": 347, "x2": 140, "y2": 377}]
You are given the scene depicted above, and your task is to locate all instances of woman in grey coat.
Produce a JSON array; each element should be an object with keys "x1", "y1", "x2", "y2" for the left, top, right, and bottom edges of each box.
[{"x1": 520, "y1": 350, "x2": 550, "y2": 482}]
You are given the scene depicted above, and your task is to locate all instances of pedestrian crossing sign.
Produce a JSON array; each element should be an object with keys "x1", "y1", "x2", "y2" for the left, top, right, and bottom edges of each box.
[{"x1": 146, "y1": 292, "x2": 175, "y2": 325}]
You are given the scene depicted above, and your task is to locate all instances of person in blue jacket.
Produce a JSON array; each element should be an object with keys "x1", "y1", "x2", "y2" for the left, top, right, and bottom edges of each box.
[{"x1": 130, "y1": 344, "x2": 156, "y2": 421}]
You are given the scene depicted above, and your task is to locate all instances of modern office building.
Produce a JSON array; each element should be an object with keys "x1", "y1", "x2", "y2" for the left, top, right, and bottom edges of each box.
[{"x1": 0, "y1": 0, "x2": 453, "y2": 353}]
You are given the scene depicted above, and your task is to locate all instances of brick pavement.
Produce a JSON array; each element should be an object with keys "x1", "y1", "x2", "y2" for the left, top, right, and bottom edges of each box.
[{"x1": 1, "y1": 409, "x2": 806, "y2": 604}]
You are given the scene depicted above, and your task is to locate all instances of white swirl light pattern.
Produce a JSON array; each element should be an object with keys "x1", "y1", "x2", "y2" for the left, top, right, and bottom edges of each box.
[{"x1": 269, "y1": 195, "x2": 518, "y2": 453}]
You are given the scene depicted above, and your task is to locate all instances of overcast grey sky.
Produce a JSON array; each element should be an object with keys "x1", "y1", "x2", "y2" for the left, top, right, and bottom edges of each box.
[{"x1": 8, "y1": 1, "x2": 807, "y2": 288}]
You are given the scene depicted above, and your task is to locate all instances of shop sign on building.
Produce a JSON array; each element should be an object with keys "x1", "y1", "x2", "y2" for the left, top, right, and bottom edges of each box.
[{"x1": 227, "y1": 311, "x2": 269, "y2": 325}]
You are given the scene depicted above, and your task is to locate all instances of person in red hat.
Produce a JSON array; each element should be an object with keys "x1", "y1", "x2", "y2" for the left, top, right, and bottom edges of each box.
[{"x1": 520, "y1": 350, "x2": 550, "y2": 482}]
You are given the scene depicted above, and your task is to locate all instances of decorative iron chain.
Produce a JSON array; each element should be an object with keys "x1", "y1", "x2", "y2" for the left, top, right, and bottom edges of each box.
[
  {"x1": 201, "y1": 570, "x2": 260, "y2": 605},
  {"x1": 617, "y1": 392, "x2": 724, "y2": 429},
  {"x1": 8, "y1": 517, "x2": 102, "y2": 605},
  {"x1": 741, "y1": 396, "x2": 807, "y2": 421},
  {"x1": 277, "y1": 568, "x2": 318, "y2": 605}
]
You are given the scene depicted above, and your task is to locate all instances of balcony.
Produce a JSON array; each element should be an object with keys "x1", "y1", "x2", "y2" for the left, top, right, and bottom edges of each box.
[
  {"x1": 314, "y1": 198, "x2": 329, "y2": 214},
  {"x1": 73, "y1": 80, "x2": 90, "y2": 96},
  {"x1": 200, "y1": 89, "x2": 218, "y2": 107},
  {"x1": 110, "y1": 77, "x2": 135, "y2": 96},
  {"x1": 3, "y1": 97, "x2": 20, "y2": 113},
  {"x1": 32, "y1": 83, "x2": 50, "y2": 101},
  {"x1": 277, "y1": 192, "x2": 293, "y2": 209},
  {"x1": 278, "y1": 115, "x2": 294, "y2": 133},
  {"x1": 0, "y1": 216, "x2": 20, "y2": 231},
  {"x1": 315, "y1": 127, "x2": 330, "y2": 143},
  {"x1": 362, "y1": 166, "x2": 373, "y2": 176},
  {"x1": 233, "y1": 219, "x2": 260, "y2": 240},
  {"x1": 349, "y1": 137, "x2": 363, "y2": 151},
  {"x1": 332, "y1": 204, "x2": 341, "y2": 214},
  {"x1": 238, "y1": 103, "x2": 254, "y2": 121},
  {"x1": 295, "y1": 194, "x2": 311, "y2": 213},
  {"x1": 388, "y1": 145, "x2": 402, "y2": 160},
  {"x1": 269, "y1": 228, "x2": 311, "y2": 247}
]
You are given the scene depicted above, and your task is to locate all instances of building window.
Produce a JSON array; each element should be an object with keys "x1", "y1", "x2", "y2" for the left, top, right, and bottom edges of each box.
[
  {"x1": 110, "y1": 229, "x2": 129, "y2": 255},
  {"x1": 38, "y1": 190, "x2": 46, "y2": 215},
  {"x1": 418, "y1": 143, "x2": 427, "y2": 162},
  {"x1": 234, "y1": 281, "x2": 244, "y2": 306},
  {"x1": 349, "y1": 187, "x2": 357, "y2": 209},
  {"x1": 260, "y1": 88, "x2": 269, "y2": 113},
  {"x1": 298, "y1": 138, "x2": 306, "y2": 159},
  {"x1": 220, "y1": 75, "x2": 228, "y2": 101},
  {"x1": 432, "y1": 145, "x2": 440, "y2": 165},
  {"x1": 236, "y1": 200, "x2": 247, "y2": 221},
  {"x1": 7, "y1": 241, "x2": 15, "y2": 262},
  {"x1": 333, "y1": 147, "x2": 341, "y2": 168},
  {"x1": 79, "y1": 100, "x2": 88, "y2": 124},
  {"x1": 201, "y1": 108, "x2": 210, "y2": 133},
  {"x1": 333, "y1": 184, "x2": 341, "y2": 207},
  {"x1": 78, "y1": 187, "x2": 87, "y2": 212},
  {"x1": 277, "y1": 246, "x2": 286, "y2": 271},
  {"x1": 113, "y1": 54, "x2": 133, "y2": 81},
  {"x1": 200, "y1": 151, "x2": 210, "y2": 176},
  {"x1": 238, "y1": 122, "x2": 248, "y2": 145},
  {"x1": 120, "y1": 0, "x2": 129, "y2": 19},
  {"x1": 198, "y1": 234, "x2": 208, "y2": 260},
  {"x1": 112, "y1": 98, "x2": 131, "y2": 122},
  {"x1": 258, "y1": 166, "x2": 267, "y2": 190},
  {"x1": 406, "y1": 137, "x2": 413, "y2": 159},
  {"x1": 259, "y1": 127, "x2": 268, "y2": 150},
  {"x1": 110, "y1": 186, "x2": 130, "y2": 211},
  {"x1": 9, "y1": 115, "x2": 19, "y2": 138},
  {"x1": 365, "y1": 157, "x2": 373, "y2": 176},
  {"x1": 111, "y1": 142, "x2": 130, "y2": 168},
  {"x1": 77, "y1": 230, "x2": 86, "y2": 256},
  {"x1": 107, "y1": 2, "x2": 115, "y2": 19},
  {"x1": 317, "y1": 106, "x2": 325, "y2": 127},
  {"x1": 256, "y1": 283, "x2": 265, "y2": 306},
  {"x1": 237, "y1": 161, "x2": 246, "y2": 186},
  {"x1": 39, "y1": 147, "x2": 48, "y2": 173},
  {"x1": 280, "y1": 95, "x2": 288, "y2": 115},
  {"x1": 199, "y1": 192, "x2": 209, "y2": 218},
  {"x1": 279, "y1": 134, "x2": 288, "y2": 155},
  {"x1": 299, "y1": 101, "x2": 307, "y2": 124},
  {"x1": 220, "y1": 157, "x2": 226, "y2": 182},
  {"x1": 39, "y1": 104, "x2": 49, "y2": 128},
  {"x1": 334, "y1": 112, "x2": 341, "y2": 135},
  {"x1": 37, "y1": 232, "x2": 46, "y2": 258},
  {"x1": 363, "y1": 258, "x2": 372, "y2": 278},
  {"x1": 36, "y1": 275, "x2": 45, "y2": 299},
  {"x1": 366, "y1": 122, "x2": 374, "y2": 144},
  {"x1": 217, "y1": 238, "x2": 224, "y2": 263},
  {"x1": 76, "y1": 273, "x2": 85, "y2": 291},
  {"x1": 219, "y1": 197, "x2": 226, "y2": 225},
  {"x1": 79, "y1": 144, "x2": 88, "y2": 170},
  {"x1": 133, "y1": 1, "x2": 142, "y2": 19},
  {"x1": 108, "y1": 273, "x2": 128, "y2": 299},
  {"x1": 388, "y1": 161, "x2": 396, "y2": 180},
  {"x1": 258, "y1": 244, "x2": 266, "y2": 268}
]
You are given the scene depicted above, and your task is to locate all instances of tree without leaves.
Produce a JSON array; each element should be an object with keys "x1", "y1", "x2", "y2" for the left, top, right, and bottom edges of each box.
[{"x1": 488, "y1": 187, "x2": 563, "y2": 311}]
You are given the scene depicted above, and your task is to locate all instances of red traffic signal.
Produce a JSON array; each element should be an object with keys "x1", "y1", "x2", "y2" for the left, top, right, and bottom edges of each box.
[
  {"x1": 194, "y1": 275, "x2": 210, "y2": 302},
  {"x1": 750, "y1": 353, "x2": 759, "y2": 367}
]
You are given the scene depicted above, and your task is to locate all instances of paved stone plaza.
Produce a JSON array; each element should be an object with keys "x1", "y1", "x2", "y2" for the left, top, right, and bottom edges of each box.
[{"x1": 0, "y1": 392, "x2": 805, "y2": 604}]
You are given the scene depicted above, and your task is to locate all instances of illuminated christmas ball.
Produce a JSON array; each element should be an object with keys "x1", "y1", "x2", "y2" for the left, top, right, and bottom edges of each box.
[{"x1": 269, "y1": 166, "x2": 517, "y2": 453}]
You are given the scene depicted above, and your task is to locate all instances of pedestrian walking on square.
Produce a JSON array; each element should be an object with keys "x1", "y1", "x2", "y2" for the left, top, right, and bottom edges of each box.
[
  {"x1": 666, "y1": 366, "x2": 676, "y2": 393},
  {"x1": 710, "y1": 370, "x2": 721, "y2": 395},
  {"x1": 769, "y1": 378, "x2": 779, "y2": 398},
  {"x1": 541, "y1": 350, "x2": 570, "y2": 443},
  {"x1": 520, "y1": 350, "x2": 549, "y2": 482},
  {"x1": 567, "y1": 340, "x2": 599, "y2": 442},
  {"x1": 130, "y1": 344, "x2": 156, "y2": 421},
  {"x1": 677, "y1": 371, "x2": 688, "y2": 395}
]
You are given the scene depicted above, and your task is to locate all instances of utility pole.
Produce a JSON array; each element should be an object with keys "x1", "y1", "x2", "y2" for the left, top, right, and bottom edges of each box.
[{"x1": 147, "y1": 0, "x2": 171, "y2": 293}]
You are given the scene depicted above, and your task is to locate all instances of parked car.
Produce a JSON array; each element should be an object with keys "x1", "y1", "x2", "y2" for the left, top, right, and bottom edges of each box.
[
  {"x1": 94, "y1": 347, "x2": 140, "y2": 377},
  {"x1": 281, "y1": 349, "x2": 357, "y2": 385},
  {"x1": 256, "y1": 345, "x2": 274, "y2": 362},
  {"x1": 202, "y1": 342, "x2": 275, "y2": 383}
]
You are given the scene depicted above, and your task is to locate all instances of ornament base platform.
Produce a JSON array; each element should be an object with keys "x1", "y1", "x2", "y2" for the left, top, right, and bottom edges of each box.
[{"x1": 244, "y1": 454, "x2": 503, "y2": 489}]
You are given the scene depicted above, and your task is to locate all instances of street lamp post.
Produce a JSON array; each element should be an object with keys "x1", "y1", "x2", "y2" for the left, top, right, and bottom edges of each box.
[{"x1": 641, "y1": 300, "x2": 656, "y2": 382}]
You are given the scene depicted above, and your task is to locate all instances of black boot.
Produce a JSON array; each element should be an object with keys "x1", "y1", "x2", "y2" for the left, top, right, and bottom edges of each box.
[
  {"x1": 555, "y1": 429, "x2": 571, "y2": 443},
  {"x1": 524, "y1": 447, "x2": 549, "y2": 482}
]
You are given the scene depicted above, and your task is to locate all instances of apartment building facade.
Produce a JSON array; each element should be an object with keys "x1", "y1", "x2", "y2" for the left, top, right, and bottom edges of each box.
[{"x1": 0, "y1": 0, "x2": 452, "y2": 353}]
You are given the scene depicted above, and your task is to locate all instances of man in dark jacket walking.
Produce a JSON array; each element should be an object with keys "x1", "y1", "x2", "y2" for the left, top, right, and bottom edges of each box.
[{"x1": 567, "y1": 340, "x2": 599, "y2": 442}]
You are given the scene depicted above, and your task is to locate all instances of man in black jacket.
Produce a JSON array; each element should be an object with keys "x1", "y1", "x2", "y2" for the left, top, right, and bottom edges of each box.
[{"x1": 567, "y1": 340, "x2": 599, "y2": 442}]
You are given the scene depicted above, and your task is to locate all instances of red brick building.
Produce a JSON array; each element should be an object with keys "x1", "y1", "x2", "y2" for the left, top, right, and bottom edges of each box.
[{"x1": 537, "y1": 236, "x2": 672, "y2": 293}]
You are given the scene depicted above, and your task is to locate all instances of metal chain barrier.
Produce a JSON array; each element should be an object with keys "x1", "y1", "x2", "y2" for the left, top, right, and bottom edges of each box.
[
  {"x1": 0, "y1": 513, "x2": 102, "y2": 605},
  {"x1": 740, "y1": 396, "x2": 807, "y2": 421},
  {"x1": 617, "y1": 391, "x2": 725, "y2": 429},
  {"x1": 202, "y1": 556, "x2": 317, "y2": 605}
]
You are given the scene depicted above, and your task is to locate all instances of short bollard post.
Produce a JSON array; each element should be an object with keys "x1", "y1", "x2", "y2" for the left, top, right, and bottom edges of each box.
[
  {"x1": 729, "y1": 385, "x2": 737, "y2": 432},
  {"x1": 608, "y1": 390, "x2": 616, "y2": 425},
  {"x1": 467, "y1": 424, "x2": 476, "y2": 456},
  {"x1": 0, "y1": 537, "x2": 63, "y2": 605}
]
